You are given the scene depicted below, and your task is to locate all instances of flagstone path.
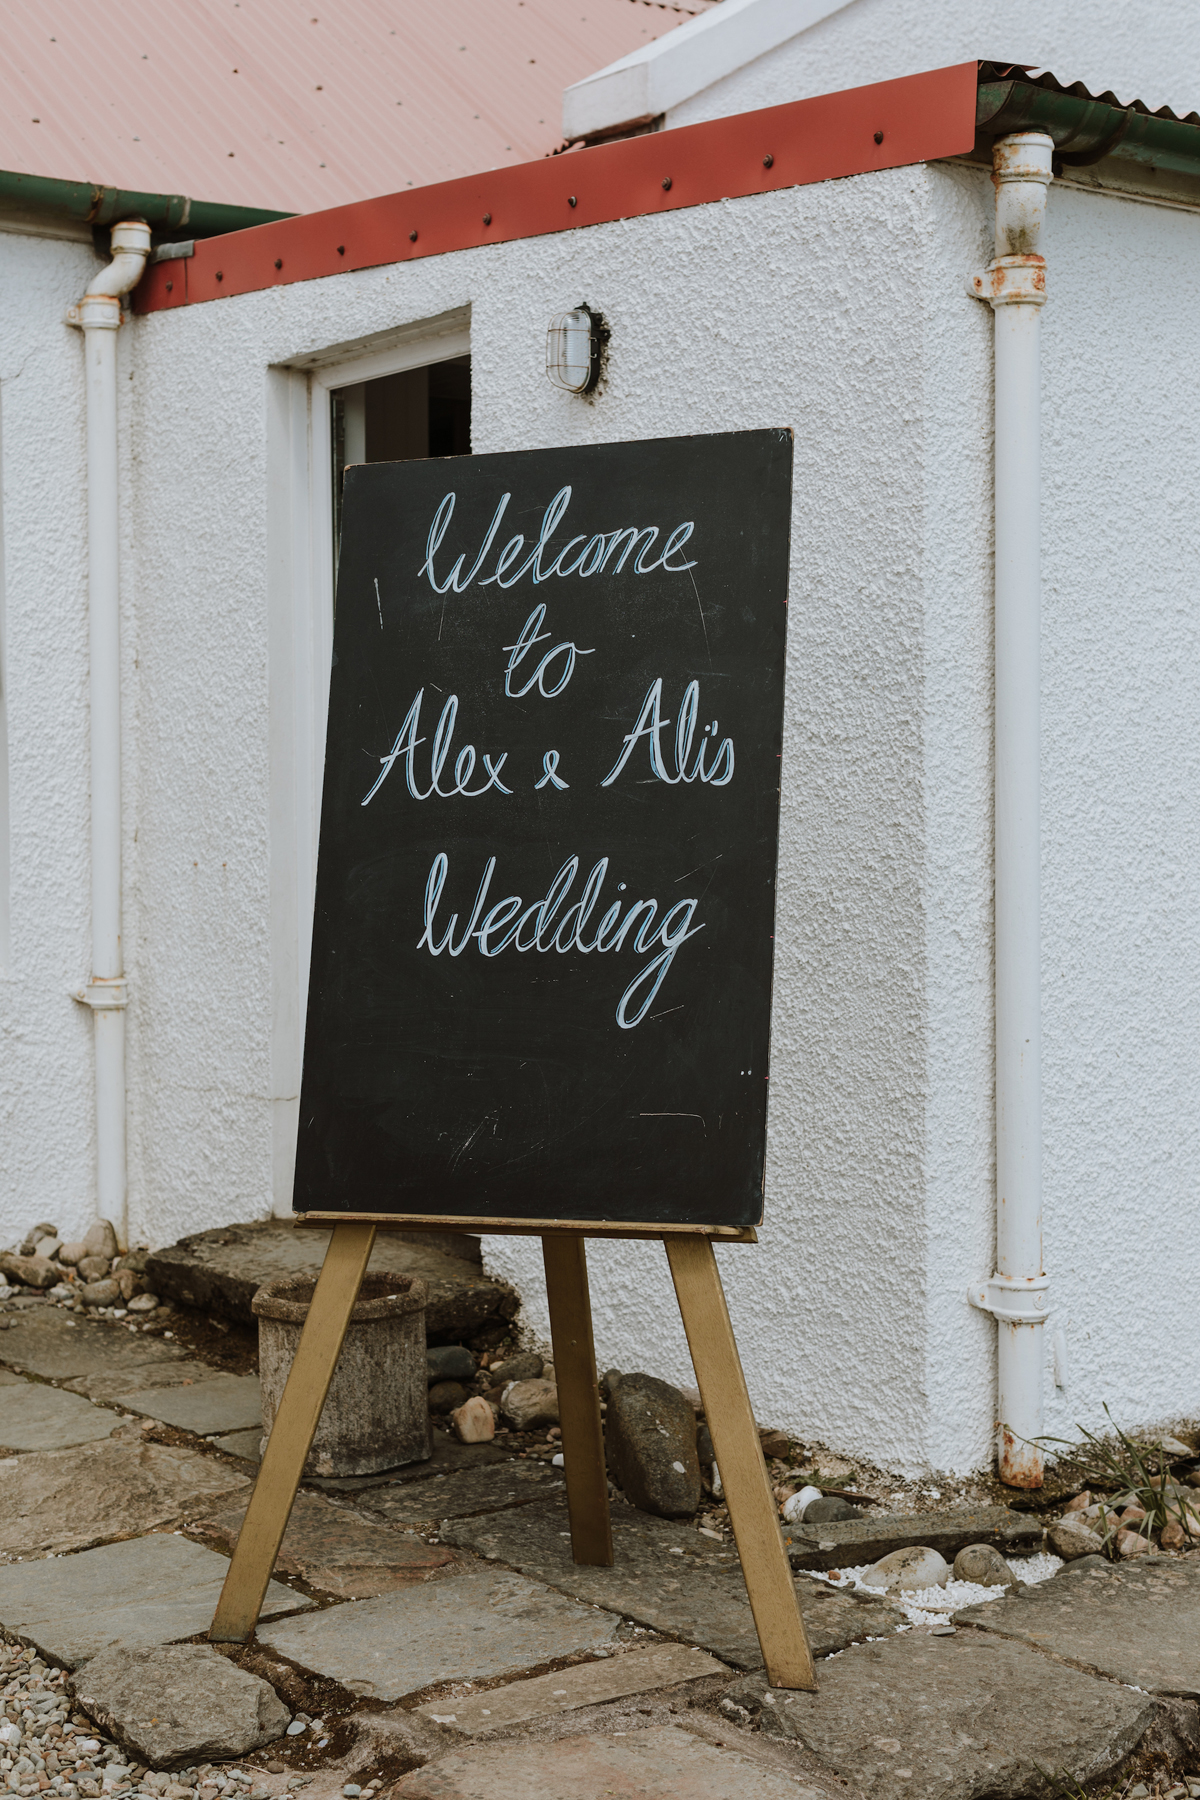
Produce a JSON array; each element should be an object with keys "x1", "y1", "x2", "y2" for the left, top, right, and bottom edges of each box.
[{"x1": 2, "y1": 1291, "x2": 1199, "y2": 1800}]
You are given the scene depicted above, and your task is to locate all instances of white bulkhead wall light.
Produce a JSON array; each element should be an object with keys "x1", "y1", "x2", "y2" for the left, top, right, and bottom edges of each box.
[{"x1": 546, "y1": 303, "x2": 607, "y2": 393}]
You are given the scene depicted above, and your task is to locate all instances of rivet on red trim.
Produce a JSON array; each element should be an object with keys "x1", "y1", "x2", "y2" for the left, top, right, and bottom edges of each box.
[
  {"x1": 567, "y1": 195, "x2": 577, "y2": 207},
  {"x1": 662, "y1": 176, "x2": 672, "y2": 190},
  {"x1": 409, "y1": 229, "x2": 418, "y2": 241}
]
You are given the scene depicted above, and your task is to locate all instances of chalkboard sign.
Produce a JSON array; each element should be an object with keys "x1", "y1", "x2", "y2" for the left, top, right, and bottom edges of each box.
[{"x1": 295, "y1": 429, "x2": 792, "y2": 1227}]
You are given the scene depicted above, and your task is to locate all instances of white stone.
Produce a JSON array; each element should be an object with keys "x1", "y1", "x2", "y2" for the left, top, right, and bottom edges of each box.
[
  {"x1": 449, "y1": 1397, "x2": 495, "y2": 1445},
  {"x1": 862, "y1": 1547, "x2": 951, "y2": 1593},
  {"x1": 781, "y1": 1486, "x2": 822, "y2": 1524}
]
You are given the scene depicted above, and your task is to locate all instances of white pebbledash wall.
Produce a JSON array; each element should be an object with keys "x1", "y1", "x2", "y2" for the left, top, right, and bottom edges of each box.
[
  {"x1": 2, "y1": 148, "x2": 1198, "y2": 1473},
  {"x1": 0, "y1": 228, "x2": 113, "y2": 1250},
  {"x1": 652, "y1": 0, "x2": 1200, "y2": 132}
]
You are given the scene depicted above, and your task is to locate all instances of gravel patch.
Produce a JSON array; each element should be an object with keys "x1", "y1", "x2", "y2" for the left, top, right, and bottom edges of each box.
[
  {"x1": 0, "y1": 1640, "x2": 305, "y2": 1800},
  {"x1": 803, "y1": 1550, "x2": 1063, "y2": 1627}
]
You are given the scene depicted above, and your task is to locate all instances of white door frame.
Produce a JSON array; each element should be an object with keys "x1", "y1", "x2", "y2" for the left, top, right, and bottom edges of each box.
[{"x1": 267, "y1": 309, "x2": 471, "y2": 1213}]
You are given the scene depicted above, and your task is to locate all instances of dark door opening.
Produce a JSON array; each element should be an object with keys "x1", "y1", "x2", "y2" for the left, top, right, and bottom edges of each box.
[{"x1": 331, "y1": 354, "x2": 470, "y2": 565}]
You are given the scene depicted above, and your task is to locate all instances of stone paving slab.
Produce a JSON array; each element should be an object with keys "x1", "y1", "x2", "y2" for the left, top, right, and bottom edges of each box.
[
  {"x1": 64, "y1": 1364, "x2": 223, "y2": 1404},
  {"x1": 354, "y1": 1461, "x2": 564, "y2": 1525},
  {"x1": 310, "y1": 1433, "x2": 512, "y2": 1490},
  {"x1": 0, "y1": 1370, "x2": 120, "y2": 1451},
  {"x1": 0, "y1": 1532, "x2": 311, "y2": 1666},
  {"x1": 735, "y1": 1629, "x2": 1158, "y2": 1800},
  {"x1": 211, "y1": 1428, "x2": 263, "y2": 1460},
  {"x1": 785, "y1": 1504, "x2": 1043, "y2": 1572},
  {"x1": 145, "y1": 1221, "x2": 517, "y2": 1338},
  {"x1": 0, "y1": 1310, "x2": 188, "y2": 1384},
  {"x1": 0, "y1": 1424, "x2": 254, "y2": 1559},
  {"x1": 954, "y1": 1552, "x2": 1200, "y2": 1697},
  {"x1": 113, "y1": 1372, "x2": 262, "y2": 1435},
  {"x1": 192, "y1": 1488, "x2": 454, "y2": 1597},
  {"x1": 257, "y1": 1565, "x2": 620, "y2": 1701},
  {"x1": 413, "y1": 1643, "x2": 729, "y2": 1735},
  {"x1": 391, "y1": 1724, "x2": 830, "y2": 1799},
  {"x1": 442, "y1": 1495, "x2": 906, "y2": 1669}
]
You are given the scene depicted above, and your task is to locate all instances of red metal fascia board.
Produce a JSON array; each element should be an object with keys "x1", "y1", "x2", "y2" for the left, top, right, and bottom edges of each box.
[{"x1": 136, "y1": 62, "x2": 977, "y2": 315}]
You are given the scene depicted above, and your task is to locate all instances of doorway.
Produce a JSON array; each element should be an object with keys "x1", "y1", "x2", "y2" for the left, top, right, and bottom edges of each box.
[{"x1": 330, "y1": 354, "x2": 471, "y2": 562}]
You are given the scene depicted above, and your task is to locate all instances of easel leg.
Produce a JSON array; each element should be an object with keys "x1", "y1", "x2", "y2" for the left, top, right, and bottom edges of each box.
[
  {"x1": 209, "y1": 1220, "x2": 377, "y2": 1642},
  {"x1": 542, "y1": 1233, "x2": 613, "y2": 1566},
  {"x1": 665, "y1": 1234, "x2": 816, "y2": 1690}
]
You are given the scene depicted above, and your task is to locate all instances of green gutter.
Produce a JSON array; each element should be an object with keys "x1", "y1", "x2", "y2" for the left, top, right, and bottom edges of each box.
[
  {"x1": 0, "y1": 168, "x2": 291, "y2": 238},
  {"x1": 976, "y1": 63, "x2": 1200, "y2": 174}
]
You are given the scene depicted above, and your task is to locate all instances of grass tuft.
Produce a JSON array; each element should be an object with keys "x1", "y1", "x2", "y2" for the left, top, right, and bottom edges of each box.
[{"x1": 1038, "y1": 1405, "x2": 1195, "y2": 1554}]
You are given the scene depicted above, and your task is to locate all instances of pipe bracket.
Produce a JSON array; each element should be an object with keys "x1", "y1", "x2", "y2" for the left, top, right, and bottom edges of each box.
[
  {"x1": 969, "y1": 1273, "x2": 1050, "y2": 1325},
  {"x1": 66, "y1": 295, "x2": 123, "y2": 331},
  {"x1": 968, "y1": 255, "x2": 1046, "y2": 306},
  {"x1": 72, "y1": 977, "x2": 128, "y2": 1012}
]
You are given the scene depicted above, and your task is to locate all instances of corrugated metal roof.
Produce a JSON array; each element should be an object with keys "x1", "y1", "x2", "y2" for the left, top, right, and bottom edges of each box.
[
  {"x1": 0, "y1": 0, "x2": 718, "y2": 215},
  {"x1": 978, "y1": 62, "x2": 1200, "y2": 128}
]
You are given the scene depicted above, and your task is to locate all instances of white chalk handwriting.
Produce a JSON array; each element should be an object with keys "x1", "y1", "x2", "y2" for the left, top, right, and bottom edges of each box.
[
  {"x1": 421, "y1": 487, "x2": 698, "y2": 594},
  {"x1": 361, "y1": 690, "x2": 512, "y2": 806},
  {"x1": 504, "y1": 605, "x2": 594, "y2": 699},
  {"x1": 601, "y1": 679, "x2": 734, "y2": 789},
  {"x1": 417, "y1": 852, "x2": 703, "y2": 1029}
]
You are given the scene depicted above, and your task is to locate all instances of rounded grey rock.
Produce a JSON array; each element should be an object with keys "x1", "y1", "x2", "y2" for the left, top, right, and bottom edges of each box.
[
  {"x1": 489, "y1": 1352, "x2": 544, "y2": 1385},
  {"x1": 83, "y1": 1220, "x2": 120, "y2": 1262},
  {"x1": 1048, "y1": 1517, "x2": 1106, "y2": 1560},
  {"x1": 426, "y1": 1345, "x2": 476, "y2": 1383},
  {"x1": 803, "y1": 1496, "x2": 860, "y2": 1523},
  {"x1": 79, "y1": 1278, "x2": 121, "y2": 1307},
  {"x1": 500, "y1": 1377, "x2": 559, "y2": 1431},
  {"x1": 952, "y1": 1542, "x2": 1018, "y2": 1587},
  {"x1": 428, "y1": 1379, "x2": 470, "y2": 1415}
]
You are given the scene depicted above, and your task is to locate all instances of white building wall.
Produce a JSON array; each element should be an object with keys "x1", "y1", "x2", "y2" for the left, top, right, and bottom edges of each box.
[
  {"x1": 1037, "y1": 183, "x2": 1200, "y2": 1446},
  {"x1": 3, "y1": 151, "x2": 1198, "y2": 1471},
  {"x1": 122, "y1": 167, "x2": 969, "y2": 1471},
  {"x1": 662, "y1": 0, "x2": 1200, "y2": 132},
  {"x1": 0, "y1": 229, "x2": 109, "y2": 1247}
]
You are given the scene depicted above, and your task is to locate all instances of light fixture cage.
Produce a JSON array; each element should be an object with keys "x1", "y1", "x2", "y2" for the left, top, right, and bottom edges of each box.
[{"x1": 546, "y1": 303, "x2": 604, "y2": 394}]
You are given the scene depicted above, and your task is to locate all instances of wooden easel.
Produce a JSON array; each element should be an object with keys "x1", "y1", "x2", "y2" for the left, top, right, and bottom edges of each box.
[{"x1": 208, "y1": 1213, "x2": 815, "y2": 1691}]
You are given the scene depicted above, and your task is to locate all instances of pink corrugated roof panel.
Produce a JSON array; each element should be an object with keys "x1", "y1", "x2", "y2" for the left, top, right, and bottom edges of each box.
[{"x1": 0, "y1": 0, "x2": 717, "y2": 214}]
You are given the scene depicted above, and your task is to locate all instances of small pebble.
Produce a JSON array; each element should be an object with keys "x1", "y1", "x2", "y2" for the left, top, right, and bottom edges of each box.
[
  {"x1": 285, "y1": 1723, "x2": 306, "y2": 1737},
  {"x1": 343, "y1": 1787, "x2": 362, "y2": 1796}
]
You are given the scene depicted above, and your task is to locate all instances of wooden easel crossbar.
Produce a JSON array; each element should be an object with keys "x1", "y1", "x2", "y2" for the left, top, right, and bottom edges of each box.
[{"x1": 208, "y1": 1216, "x2": 816, "y2": 1692}]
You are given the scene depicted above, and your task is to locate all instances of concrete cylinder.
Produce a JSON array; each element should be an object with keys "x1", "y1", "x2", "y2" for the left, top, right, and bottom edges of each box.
[{"x1": 253, "y1": 1270, "x2": 432, "y2": 1477}]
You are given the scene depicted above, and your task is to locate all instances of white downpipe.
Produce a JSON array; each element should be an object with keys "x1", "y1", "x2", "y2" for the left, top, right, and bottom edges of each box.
[
  {"x1": 68, "y1": 221, "x2": 151, "y2": 1249},
  {"x1": 967, "y1": 135, "x2": 1054, "y2": 1488}
]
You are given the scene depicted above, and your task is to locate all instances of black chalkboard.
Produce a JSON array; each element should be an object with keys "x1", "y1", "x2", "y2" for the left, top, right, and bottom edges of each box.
[{"x1": 294, "y1": 428, "x2": 792, "y2": 1227}]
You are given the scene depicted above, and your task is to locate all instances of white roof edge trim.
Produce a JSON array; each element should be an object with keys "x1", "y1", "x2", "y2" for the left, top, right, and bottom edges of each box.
[{"x1": 562, "y1": 0, "x2": 857, "y2": 139}]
